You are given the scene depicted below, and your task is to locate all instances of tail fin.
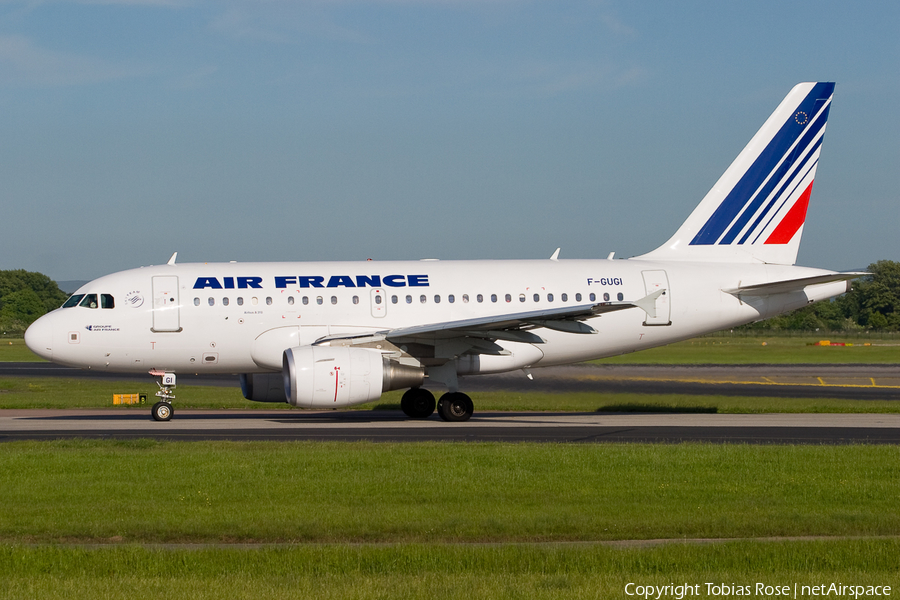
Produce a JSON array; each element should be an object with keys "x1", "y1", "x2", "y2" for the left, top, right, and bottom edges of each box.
[{"x1": 637, "y1": 82, "x2": 835, "y2": 265}]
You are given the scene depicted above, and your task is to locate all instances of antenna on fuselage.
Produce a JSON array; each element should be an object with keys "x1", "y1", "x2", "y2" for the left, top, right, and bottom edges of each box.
[
  {"x1": 549, "y1": 248, "x2": 561, "y2": 261},
  {"x1": 167, "y1": 252, "x2": 177, "y2": 265}
]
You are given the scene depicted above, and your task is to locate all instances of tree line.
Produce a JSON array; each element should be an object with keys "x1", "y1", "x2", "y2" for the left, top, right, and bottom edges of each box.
[
  {"x1": 0, "y1": 270, "x2": 68, "y2": 335},
  {"x1": 1, "y1": 261, "x2": 899, "y2": 335}
]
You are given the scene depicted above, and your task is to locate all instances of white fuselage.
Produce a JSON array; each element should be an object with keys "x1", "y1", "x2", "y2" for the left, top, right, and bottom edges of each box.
[{"x1": 25, "y1": 258, "x2": 846, "y2": 379}]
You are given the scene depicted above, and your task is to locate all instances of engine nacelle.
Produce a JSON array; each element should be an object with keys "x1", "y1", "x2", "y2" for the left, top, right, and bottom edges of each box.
[
  {"x1": 240, "y1": 373, "x2": 288, "y2": 403},
  {"x1": 283, "y1": 346, "x2": 424, "y2": 408}
]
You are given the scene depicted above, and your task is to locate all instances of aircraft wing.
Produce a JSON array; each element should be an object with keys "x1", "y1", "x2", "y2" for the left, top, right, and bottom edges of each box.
[
  {"x1": 723, "y1": 272, "x2": 867, "y2": 297},
  {"x1": 313, "y1": 289, "x2": 665, "y2": 348}
]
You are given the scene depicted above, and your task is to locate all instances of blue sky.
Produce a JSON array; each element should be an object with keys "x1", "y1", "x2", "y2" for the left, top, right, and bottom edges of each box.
[{"x1": 0, "y1": 0, "x2": 897, "y2": 280}]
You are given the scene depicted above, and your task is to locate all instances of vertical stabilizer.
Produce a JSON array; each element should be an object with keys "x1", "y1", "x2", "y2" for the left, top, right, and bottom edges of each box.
[{"x1": 636, "y1": 82, "x2": 834, "y2": 265}]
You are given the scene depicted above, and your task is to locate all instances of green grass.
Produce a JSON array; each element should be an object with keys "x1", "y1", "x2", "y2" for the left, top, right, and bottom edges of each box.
[
  {"x1": 0, "y1": 540, "x2": 897, "y2": 600},
  {"x1": 0, "y1": 338, "x2": 42, "y2": 362},
  {"x1": 597, "y1": 335, "x2": 900, "y2": 364},
  {"x1": 1, "y1": 441, "x2": 898, "y2": 598},
  {"x1": 1, "y1": 440, "x2": 898, "y2": 544},
  {"x1": 3, "y1": 377, "x2": 900, "y2": 413}
]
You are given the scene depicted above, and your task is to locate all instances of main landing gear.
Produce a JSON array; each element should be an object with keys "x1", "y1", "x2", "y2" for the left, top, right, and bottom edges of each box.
[
  {"x1": 400, "y1": 388, "x2": 474, "y2": 422},
  {"x1": 150, "y1": 371, "x2": 176, "y2": 422}
]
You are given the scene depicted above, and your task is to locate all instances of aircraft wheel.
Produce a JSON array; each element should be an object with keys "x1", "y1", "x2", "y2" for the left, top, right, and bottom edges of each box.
[
  {"x1": 437, "y1": 392, "x2": 473, "y2": 422},
  {"x1": 401, "y1": 388, "x2": 436, "y2": 419},
  {"x1": 152, "y1": 402, "x2": 173, "y2": 422}
]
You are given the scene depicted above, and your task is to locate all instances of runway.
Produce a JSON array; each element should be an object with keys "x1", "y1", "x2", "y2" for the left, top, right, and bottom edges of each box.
[
  {"x1": 2, "y1": 409, "x2": 899, "y2": 444},
  {"x1": 3, "y1": 361, "x2": 900, "y2": 443}
]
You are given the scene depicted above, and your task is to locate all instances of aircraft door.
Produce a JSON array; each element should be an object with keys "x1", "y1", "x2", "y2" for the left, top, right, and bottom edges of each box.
[
  {"x1": 370, "y1": 288, "x2": 386, "y2": 318},
  {"x1": 152, "y1": 276, "x2": 182, "y2": 332},
  {"x1": 641, "y1": 270, "x2": 671, "y2": 326}
]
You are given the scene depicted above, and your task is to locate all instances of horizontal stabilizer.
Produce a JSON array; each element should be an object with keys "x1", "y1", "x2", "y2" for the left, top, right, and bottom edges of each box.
[{"x1": 723, "y1": 272, "x2": 867, "y2": 297}]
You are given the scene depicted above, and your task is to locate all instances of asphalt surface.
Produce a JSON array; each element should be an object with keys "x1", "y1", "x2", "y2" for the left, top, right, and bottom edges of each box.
[
  {"x1": 2, "y1": 409, "x2": 899, "y2": 444},
  {"x1": 3, "y1": 362, "x2": 900, "y2": 443}
]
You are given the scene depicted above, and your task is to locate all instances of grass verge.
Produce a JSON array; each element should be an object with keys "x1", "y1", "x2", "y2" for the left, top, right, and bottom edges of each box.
[
  {"x1": 0, "y1": 338, "x2": 42, "y2": 362},
  {"x1": 0, "y1": 540, "x2": 897, "y2": 599},
  {"x1": 1, "y1": 440, "x2": 898, "y2": 544}
]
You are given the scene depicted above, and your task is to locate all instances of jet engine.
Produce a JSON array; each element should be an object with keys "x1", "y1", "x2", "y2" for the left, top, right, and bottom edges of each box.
[{"x1": 282, "y1": 346, "x2": 424, "y2": 408}]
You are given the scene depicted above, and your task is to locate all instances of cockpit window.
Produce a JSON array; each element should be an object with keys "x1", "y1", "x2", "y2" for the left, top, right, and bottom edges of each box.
[
  {"x1": 63, "y1": 294, "x2": 85, "y2": 308},
  {"x1": 101, "y1": 294, "x2": 115, "y2": 309},
  {"x1": 79, "y1": 294, "x2": 98, "y2": 309}
]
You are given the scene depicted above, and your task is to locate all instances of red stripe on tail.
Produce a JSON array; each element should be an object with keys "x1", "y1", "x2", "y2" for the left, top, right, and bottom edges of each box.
[{"x1": 765, "y1": 181, "x2": 813, "y2": 245}]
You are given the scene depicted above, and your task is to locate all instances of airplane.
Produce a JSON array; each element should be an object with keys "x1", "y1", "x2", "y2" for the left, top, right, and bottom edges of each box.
[{"x1": 25, "y1": 82, "x2": 864, "y2": 423}]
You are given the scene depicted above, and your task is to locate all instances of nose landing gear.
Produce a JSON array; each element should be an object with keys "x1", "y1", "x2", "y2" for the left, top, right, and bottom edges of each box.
[{"x1": 150, "y1": 370, "x2": 176, "y2": 422}]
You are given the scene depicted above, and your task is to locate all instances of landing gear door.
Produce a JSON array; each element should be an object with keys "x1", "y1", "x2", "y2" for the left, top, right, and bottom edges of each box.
[
  {"x1": 370, "y1": 288, "x2": 386, "y2": 318},
  {"x1": 641, "y1": 270, "x2": 671, "y2": 326},
  {"x1": 152, "y1": 276, "x2": 182, "y2": 332}
]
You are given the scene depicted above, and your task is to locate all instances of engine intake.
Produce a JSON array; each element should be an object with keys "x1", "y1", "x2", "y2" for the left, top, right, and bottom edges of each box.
[{"x1": 282, "y1": 346, "x2": 424, "y2": 408}]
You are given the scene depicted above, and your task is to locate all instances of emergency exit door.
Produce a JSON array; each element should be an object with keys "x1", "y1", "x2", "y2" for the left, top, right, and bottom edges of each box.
[{"x1": 152, "y1": 276, "x2": 182, "y2": 332}]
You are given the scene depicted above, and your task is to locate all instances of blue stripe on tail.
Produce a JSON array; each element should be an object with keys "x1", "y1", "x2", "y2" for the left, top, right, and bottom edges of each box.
[{"x1": 689, "y1": 82, "x2": 834, "y2": 246}]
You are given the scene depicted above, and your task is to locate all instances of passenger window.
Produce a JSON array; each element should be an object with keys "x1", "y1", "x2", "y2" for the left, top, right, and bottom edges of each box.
[
  {"x1": 63, "y1": 294, "x2": 85, "y2": 308},
  {"x1": 603, "y1": 293, "x2": 610, "y2": 302},
  {"x1": 477, "y1": 294, "x2": 484, "y2": 303},
  {"x1": 448, "y1": 295, "x2": 455, "y2": 304},
  {"x1": 434, "y1": 295, "x2": 441, "y2": 304},
  {"x1": 223, "y1": 297, "x2": 229, "y2": 306},
  {"x1": 208, "y1": 297, "x2": 215, "y2": 306},
  {"x1": 331, "y1": 296, "x2": 338, "y2": 305},
  {"x1": 391, "y1": 295, "x2": 398, "y2": 304},
  {"x1": 287, "y1": 296, "x2": 294, "y2": 305},
  {"x1": 561, "y1": 293, "x2": 568, "y2": 302},
  {"x1": 575, "y1": 293, "x2": 582, "y2": 302},
  {"x1": 617, "y1": 292, "x2": 624, "y2": 301},
  {"x1": 519, "y1": 294, "x2": 526, "y2": 303},
  {"x1": 101, "y1": 294, "x2": 115, "y2": 309},
  {"x1": 406, "y1": 295, "x2": 412, "y2": 304},
  {"x1": 353, "y1": 296, "x2": 360, "y2": 305},
  {"x1": 80, "y1": 294, "x2": 98, "y2": 309},
  {"x1": 252, "y1": 297, "x2": 258, "y2": 305},
  {"x1": 462, "y1": 294, "x2": 469, "y2": 303},
  {"x1": 589, "y1": 293, "x2": 596, "y2": 302},
  {"x1": 491, "y1": 294, "x2": 497, "y2": 303},
  {"x1": 193, "y1": 298, "x2": 200, "y2": 306},
  {"x1": 317, "y1": 296, "x2": 324, "y2": 305},
  {"x1": 548, "y1": 293, "x2": 554, "y2": 302},
  {"x1": 420, "y1": 295, "x2": 426, "y2": 304},
  {"x1": 505, "y1": 294, "x2": 511, "y2": 303},
  {"x1": 302, "y1": 296, "x2": 309, "y2": 305},
  {"x1": 266, "y1": 297, "x2": 273, "y2": 306},
  {"x1": 237, "y1": 297, "x2": 244, "y2": 306},
  {"x1": 533, "y1": 293, "x2": 539, "y2": 302},
  {"x1": 375, "y1": 295, "x2": 382, "y2": 305}
]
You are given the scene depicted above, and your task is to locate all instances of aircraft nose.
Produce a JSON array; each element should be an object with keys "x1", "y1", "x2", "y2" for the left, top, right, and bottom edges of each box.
[{"x1": 24, "y1": 314, "x2": 53, "y2": 361}]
